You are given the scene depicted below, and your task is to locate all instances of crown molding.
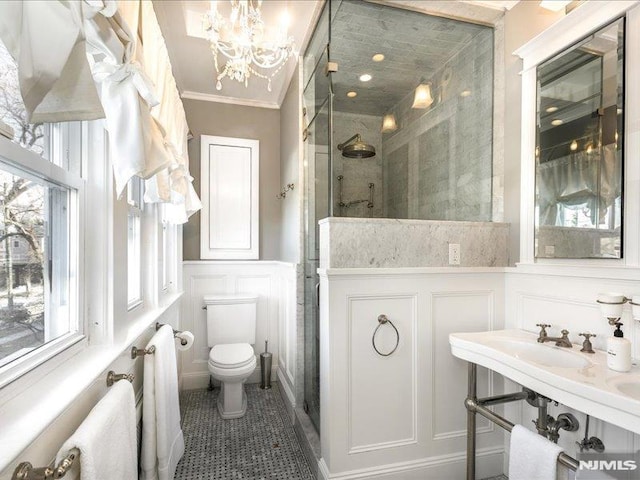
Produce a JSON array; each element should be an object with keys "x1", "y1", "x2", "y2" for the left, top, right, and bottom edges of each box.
[{"x1": 180, "y1": 90, "x2": 280, "y2": 110}]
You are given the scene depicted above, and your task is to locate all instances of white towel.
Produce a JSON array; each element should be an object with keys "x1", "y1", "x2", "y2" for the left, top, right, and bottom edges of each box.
[
  {"x1": 141, "y1": 325, "x2": 185, "y2": 480},
  {"x1": 56, "y1": 380, "x2": 137, "y2": 480},
  {"x1": 509, "y1": 424, "x2": 565, "y2": 480}
]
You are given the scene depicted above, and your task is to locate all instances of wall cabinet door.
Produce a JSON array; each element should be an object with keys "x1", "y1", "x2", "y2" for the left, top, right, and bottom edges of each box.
[{"x1": 200, "y1": 135, "x2": 259, "y2": 259}]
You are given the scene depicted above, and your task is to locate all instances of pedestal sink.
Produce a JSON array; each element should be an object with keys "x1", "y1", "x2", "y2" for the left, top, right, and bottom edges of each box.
[
  {"x1": 450, "y1": 329, "x2": 640, "y2": 436},
  {"x1": 485, "y1": 339, "x2": 591, "y2": 368},
  {"x1": 607, "y1": 375, "x2": 640, "y2": 400}
]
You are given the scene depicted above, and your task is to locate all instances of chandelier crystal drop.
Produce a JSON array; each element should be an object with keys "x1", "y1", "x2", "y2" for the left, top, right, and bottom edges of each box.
[{"x1": 204, "y1": 1, "x2": 295, "y2": 91}]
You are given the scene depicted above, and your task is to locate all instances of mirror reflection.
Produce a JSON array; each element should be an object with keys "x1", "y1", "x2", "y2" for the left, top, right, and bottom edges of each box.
[{"x1": 535, "y1": 18, "x2": 624, "y2": 259}]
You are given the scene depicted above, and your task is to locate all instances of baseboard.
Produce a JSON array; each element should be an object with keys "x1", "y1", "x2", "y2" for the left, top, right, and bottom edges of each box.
[
  {"x1": 318, "y1": 447, "x2": 504, "y2": 480},
  {"x1": 277, "y1": 367, "x2": 296, "y2": 411},
  {"x1": 181, "y1": 364, "x2": 280, "y2": 390}
]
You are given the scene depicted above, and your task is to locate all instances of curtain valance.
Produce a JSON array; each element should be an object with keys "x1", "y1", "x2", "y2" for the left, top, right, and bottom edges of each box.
[{"x1": 0, "y1": 0, "x2": 201, "y2": 224}]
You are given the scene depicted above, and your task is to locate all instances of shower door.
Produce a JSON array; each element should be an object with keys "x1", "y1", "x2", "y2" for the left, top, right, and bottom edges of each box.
[{"x1": 302, "y1": 3, "x2": 332, "y2": 433}]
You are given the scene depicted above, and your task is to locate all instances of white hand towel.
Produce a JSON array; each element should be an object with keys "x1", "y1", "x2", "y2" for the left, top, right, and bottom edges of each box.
[
  {"x1": 141, "y1": 325, "x2": 185, "y2": 480},
  {"x1": 509, "y1": 424, "x2": 565, "y2": 480},
  {"x1": 56, "y1": 380, "x2": 137, "y2": 480}
]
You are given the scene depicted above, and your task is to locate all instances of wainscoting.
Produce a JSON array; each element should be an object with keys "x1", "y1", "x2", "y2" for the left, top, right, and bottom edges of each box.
[
  {"x1": 318, "y1": 267, "x2": 506, "y2": 479},
  {"x1": 180, "y1": 261, "x2": 298, "y2": 408},
  {"x1": 502, "y1": 265, "x2": 640, "y2": 472}
]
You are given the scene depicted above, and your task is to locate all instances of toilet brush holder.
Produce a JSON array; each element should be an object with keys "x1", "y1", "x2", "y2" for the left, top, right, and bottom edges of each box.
[{"x1": 260, "y1": 340, "x2": 272, "y2": 390}]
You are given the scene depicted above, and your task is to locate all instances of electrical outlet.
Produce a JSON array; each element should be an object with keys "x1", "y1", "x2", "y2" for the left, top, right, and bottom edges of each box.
[{"x1": 449, "y1": 243, "x2": 461, "y2": 265}]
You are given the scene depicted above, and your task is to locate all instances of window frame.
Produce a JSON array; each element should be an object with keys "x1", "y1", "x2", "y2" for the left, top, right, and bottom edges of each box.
[
  {"x1": 0, "y1": 131, "x2": 84, "y2": 389},
  {"x1": 126, "y1": 177, "x2": 144, "y2": 311}
]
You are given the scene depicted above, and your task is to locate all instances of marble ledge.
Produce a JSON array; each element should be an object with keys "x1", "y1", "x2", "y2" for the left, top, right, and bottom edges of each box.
[
  {"x1": 319, "y1": 217, "x2": 510, "y2": 269},
  {"x1": 318, "y1": 266, "x2": 510, "y2": 277}
]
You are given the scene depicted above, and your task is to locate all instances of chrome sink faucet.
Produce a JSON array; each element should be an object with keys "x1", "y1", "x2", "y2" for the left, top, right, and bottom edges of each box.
[{"x1": 536, "y1": 324, "x2": 572, "y2": 348}]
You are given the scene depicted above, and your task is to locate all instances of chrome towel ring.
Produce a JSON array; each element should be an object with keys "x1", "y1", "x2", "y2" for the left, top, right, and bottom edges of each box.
[{"x1": 372, "y1": 314, "x2": 399, "y2": 357}]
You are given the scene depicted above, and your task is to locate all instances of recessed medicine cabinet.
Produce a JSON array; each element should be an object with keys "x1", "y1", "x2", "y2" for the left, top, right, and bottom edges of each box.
[{"x1": 534, "y1": 18, "x2": 624, "y2": 259}]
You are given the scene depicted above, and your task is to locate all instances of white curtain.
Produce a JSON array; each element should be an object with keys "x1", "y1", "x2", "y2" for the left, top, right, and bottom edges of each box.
[
  {"x1": 137, "y1": 0, "x2": 201, "y2": 224},
  {"x1": 85, "y1": 1, "x2": 173, "y2": 197},
  {"x1": 0, "y1": 0, "x2": 201, "y2": 222},
  {"x1": 0, "y1": 0, "x2": 105, "y2": 122}
]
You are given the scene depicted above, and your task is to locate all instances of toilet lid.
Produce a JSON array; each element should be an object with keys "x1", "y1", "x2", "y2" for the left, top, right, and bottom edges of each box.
[{"x1": 209, "y1": 343, "x2": 254, "y2": 368}]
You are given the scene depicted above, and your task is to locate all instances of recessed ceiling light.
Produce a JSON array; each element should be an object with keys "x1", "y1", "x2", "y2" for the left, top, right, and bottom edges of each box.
[
  {"x1": 551, "y1": 119, "x2": 563, "y2": 126},
  {"x1": 347, "y1": 91, "x2": 357, "y2": 98},
  {"x1": 546, "y1": 106, "x2": 558, "y2": 113},
  {"x1": 372, "y1": 53, "x2": 385, "y2": 62},
  {"x1": 570, "y1": 140, "x2": 578, "y2": 151},
  {"x1": 359, "y1": 74, "x2": 372, "y2": 82},
  {"x1": 460, "y1": 90, "x2": 472, "y2": 97}
]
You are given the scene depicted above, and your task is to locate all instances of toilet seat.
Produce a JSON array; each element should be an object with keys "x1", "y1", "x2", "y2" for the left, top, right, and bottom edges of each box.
[{"x1": 209, "y1": 343, "x2": 254, "y2": 369}]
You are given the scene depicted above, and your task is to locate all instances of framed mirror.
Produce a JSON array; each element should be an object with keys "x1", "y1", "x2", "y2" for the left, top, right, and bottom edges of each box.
[{"x1": 535, "y1": 18, "x2": 624, "y2": 259}]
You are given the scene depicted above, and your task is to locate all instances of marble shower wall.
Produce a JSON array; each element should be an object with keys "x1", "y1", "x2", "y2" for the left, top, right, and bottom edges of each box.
[
  {"x1": 382, "y1": 28, "x2": 494, "y2": 221},
  {"x1": 332, "y1": 111, "x2": 384, "y2": 218}
]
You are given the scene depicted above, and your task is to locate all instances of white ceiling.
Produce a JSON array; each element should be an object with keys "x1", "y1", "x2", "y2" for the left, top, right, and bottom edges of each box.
[
  {"x1": 152, "y1": 0, "x2": 323, "y2": 109},
  {"x1": 153, "y1": 0, "x2": 517, "y2": 110}
]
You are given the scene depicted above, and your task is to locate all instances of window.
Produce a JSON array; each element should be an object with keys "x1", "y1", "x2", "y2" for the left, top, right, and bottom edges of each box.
[
  {"x1": 0, "y1": 40, "x2": 81, "y2": 376},
  {"x1": 127, "y1": 177, "x2": 143, "y2": 309},
  {"x1": 161, "y1": 217, "x2": 169, "y2": 291}
]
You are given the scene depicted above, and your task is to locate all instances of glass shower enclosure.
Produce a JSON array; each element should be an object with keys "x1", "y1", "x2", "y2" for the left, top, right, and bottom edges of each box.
[
  {"x1": 301, "y1": 0, "x2": 494, "y2": 435},
  {"x1": 302, "y1": 1, "x2": 332, "y2": 433}
]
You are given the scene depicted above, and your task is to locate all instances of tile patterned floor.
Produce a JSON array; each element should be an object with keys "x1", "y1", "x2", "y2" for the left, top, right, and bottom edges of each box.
[{"x1": 175, "y1": 384, "x2": 315, "y2": 480}]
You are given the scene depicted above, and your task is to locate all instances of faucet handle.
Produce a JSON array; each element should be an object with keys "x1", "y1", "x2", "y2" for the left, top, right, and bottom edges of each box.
[
  {"x1": 536, "y1": 323, "x2": 551, "y2": 334},
  {"x1": 536, "y1": 323, "x2": 550, "y2": 343},
  {"x1": 560, "y1": 329, "x2": 570, "y2": 337},
  {"x1": 579, "y1": 332, "x2": 596, "y2": 354}
]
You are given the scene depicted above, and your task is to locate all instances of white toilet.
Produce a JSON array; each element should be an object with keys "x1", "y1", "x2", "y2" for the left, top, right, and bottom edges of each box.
[{"x1": 204, "y1": 294, "x2": 258, "y2": 419}]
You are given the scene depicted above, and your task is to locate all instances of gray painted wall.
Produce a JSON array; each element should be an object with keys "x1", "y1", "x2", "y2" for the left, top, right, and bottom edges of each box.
[
  {"x1": 279, "y1": 65, "x2": 301, "y2": 263},
  {"x1": 182, "y1": 99, "x2": 281, "y2": 260},
  {"x1": 503, "y1": 3, "x2": 564, "y2": 264}
]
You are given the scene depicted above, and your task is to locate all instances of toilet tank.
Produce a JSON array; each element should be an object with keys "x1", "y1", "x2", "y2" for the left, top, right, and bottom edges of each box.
[{"x1": 204, "y1": 294, "x2": 258, "y2": 347}]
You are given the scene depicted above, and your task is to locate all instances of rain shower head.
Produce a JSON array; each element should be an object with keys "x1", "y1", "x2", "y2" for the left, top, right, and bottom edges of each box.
[{"x1": 337, "y1": 134, "x2": 376, "y2": 158}]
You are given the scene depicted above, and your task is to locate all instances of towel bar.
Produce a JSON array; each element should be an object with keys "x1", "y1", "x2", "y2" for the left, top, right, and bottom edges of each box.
[
  {"x1": 465, "y1": 363, "x2": 579, "y2": 479},
  {"x1": 12, "y1": 449, "x2": 77, "y2": 480},
  {"x1": 106, "y1": 370, "x2": 134, "y2": 387},
  {"x1": 131, "y1": 345, "x2": 156, "y2": 359},
  {"x1": 156, "y1": 322, "x2": 188, "y2": 345}
]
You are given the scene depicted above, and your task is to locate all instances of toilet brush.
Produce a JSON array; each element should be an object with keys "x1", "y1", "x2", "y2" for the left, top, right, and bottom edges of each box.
[{"x1": 260, "y1": 340, "x2": 272, "y2": 389}]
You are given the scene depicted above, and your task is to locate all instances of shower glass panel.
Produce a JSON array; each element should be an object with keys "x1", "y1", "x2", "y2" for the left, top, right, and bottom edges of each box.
[
  {"x1": 329, "y1": 0, "x2": 494, "y2": 221},
  {"x1": 303, "y1": 2, "x2": 331, "y2": 433}
]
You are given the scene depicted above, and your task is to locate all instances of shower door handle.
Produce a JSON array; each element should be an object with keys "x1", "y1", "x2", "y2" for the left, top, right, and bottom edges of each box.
[{"x1": 316, "y1": 282, "x2": 320, "y2": 307}]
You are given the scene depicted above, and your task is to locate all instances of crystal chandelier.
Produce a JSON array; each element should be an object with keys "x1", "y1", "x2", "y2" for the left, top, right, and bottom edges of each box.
[{"x1": 204, "y1": 1, "x2": 295, "y2": 92}]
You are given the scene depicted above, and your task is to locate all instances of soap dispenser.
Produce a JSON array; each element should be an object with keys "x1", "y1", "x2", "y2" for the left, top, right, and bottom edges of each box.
[{"x1": 607, "y1": 323, "x2": 632, "y2": 372}]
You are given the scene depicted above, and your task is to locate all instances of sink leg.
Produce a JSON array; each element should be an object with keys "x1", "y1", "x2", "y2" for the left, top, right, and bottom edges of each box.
[{"x1": 466, "y1": 363, "x2": 477, "y2": 480}]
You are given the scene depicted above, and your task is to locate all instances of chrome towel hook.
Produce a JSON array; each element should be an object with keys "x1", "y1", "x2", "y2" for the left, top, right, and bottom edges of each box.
[{"x1": 372, "y1": 314, "x2": 399, "y2": 357}]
